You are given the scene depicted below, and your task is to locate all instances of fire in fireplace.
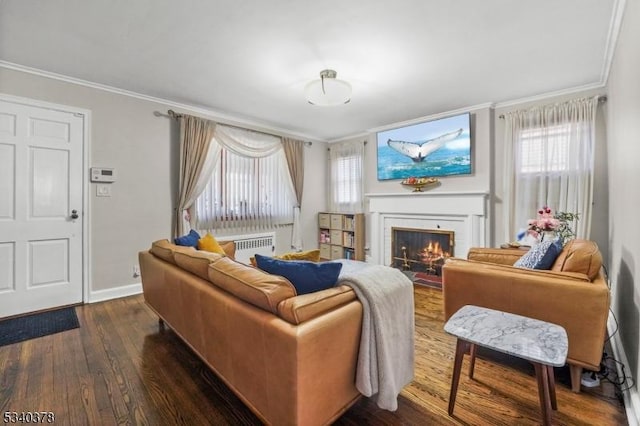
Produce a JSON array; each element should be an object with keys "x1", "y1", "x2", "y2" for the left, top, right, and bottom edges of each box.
[{"x1": 391, "y1": 227, "x2": 454, "y2": 278}]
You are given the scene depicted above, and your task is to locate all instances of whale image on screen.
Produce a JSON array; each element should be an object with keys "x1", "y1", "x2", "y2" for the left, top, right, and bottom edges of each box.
[{"x1": 377, "y1": 113, "x2": 471, "y2": 180}]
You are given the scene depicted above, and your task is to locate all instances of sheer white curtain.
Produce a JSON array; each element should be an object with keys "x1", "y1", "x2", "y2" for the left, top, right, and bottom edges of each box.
[
  {"x1": 195, "y1": 125, "x2": 296, "y2": 232},
  {"x1": 187, "y1": 142, "x2": 220, "y2": 229},
  {"x1": 503, "y1": 96, "x2": 599, "y2": 241},
  {"x1": 328, "y1": 140, "x2": 364, "y2": 213}
]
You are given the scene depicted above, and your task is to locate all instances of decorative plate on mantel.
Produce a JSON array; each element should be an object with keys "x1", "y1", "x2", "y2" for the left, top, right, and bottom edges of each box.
[{"x1": 400, "y1": 177, "x2": 440, "y2": 192}]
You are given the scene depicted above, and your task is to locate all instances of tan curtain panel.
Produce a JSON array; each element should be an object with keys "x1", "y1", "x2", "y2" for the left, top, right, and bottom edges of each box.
[
  {"x1": 282, "y1": 138, "x2": 305, "y2": 249},
  {"x1": 282, "y1": 138, "x2": 304, "y2": 205},
  {"x1": 174, "y1": 114, "x2": 216, "y2": 237}
]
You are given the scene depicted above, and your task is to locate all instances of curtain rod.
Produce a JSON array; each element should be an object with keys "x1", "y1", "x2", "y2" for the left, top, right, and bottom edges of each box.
[
  {"x1": 327, "y1": 140, "x2": 368, "y2": 151},
  {"x1": 161, "y1": 109, "x2": 312, "y2": 145},
  {"x1": 498, "y1": 96, "x2": 607, "y2": 119}
]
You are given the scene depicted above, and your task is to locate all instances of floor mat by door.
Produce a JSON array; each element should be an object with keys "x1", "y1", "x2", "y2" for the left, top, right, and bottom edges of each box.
[{"x1": 0, "y1": 307, "x2": 80, "y2": 347}]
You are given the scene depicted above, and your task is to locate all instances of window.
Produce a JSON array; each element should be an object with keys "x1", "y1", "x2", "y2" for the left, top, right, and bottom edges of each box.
[
  {"x1": 329, "y1": 141, "x2": 364, "y2": 213},
  {"x1": 513, "y1": 123, "x2": 587, "y2": 237},
  {"x1": 504, "y1": 96, "x2": 599, "y2": 240},
  {"x1": 195, "y1": 128, "x2": 295, "y2": 231},
  {"x1": 519, "y1": 125, "x2": 572, "y2": 173},
  {"x1": 334, "y1": 154, "x2": 361, "y2": 204}
]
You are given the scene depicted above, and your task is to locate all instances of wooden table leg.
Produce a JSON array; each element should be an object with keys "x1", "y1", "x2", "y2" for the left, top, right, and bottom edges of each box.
[
  {"x1": 468, "y1": 343, "x2": 477, "y2": 379},
  {"x1": 448, "y1": 339, "x2": 468, "y2": 416},
  {"x1": 534, "y1": 362, "x2": 553, "y2": 426},
  {"x1": 547, "y1": 365, "x2": 558, "y2": 410}
]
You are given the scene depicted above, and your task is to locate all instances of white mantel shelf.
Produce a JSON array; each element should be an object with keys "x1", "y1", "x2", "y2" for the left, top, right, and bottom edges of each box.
[
  {"x1": 365, "y1": 191, "x2": 489, "y2": 198},
  {"x1": 365, "y1": 190, "x2": 490, "y2": 265}
]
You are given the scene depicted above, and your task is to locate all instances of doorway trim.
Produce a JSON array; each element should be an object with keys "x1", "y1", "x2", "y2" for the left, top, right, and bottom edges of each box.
[{"x1": 0, "y1": 92, "x2": 91, "y2": 304}]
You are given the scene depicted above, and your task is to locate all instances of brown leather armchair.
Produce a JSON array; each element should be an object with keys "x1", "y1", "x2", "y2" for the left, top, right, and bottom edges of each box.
[{"x1": 442, "y1": 239, "x2": 610, "y2": 392}]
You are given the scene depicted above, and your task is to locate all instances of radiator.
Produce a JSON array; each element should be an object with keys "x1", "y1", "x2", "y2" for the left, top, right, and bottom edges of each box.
[{"x1": 226, "y1": 232, "x2": 275, "y2": 264}]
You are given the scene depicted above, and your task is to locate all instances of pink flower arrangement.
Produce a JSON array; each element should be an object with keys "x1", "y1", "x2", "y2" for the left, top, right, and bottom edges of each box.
[{"x1": 527, "y1": 206, "x2": 561, "y2": 239}]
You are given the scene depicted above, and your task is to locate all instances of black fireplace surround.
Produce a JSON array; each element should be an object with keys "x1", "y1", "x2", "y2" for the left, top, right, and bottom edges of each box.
[{"x1": 391, "y1": 227, "x2": 454, "y2": 277}]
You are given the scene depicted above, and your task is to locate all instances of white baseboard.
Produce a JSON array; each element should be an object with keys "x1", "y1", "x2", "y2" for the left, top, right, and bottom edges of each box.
[
  {"x1": 608, "y1": 313, "x2": 639, "y2": 425},
  {"x1": 88, "y1": 282, "x2": 142, "y2": 304}
]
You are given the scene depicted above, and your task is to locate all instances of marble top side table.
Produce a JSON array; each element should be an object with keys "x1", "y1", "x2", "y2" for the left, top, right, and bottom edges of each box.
[{"x1": 444, "y1": 305, "x2": 568, "y2": 426}]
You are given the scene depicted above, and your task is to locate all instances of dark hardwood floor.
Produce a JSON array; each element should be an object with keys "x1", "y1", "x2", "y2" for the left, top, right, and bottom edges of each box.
[{"x1": 0, "y1": 286, "x2": 627, "y2": 425}]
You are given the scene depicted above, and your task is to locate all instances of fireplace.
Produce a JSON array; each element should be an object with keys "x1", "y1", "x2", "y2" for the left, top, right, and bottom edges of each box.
[
  {"x1": 391, "y1": 227, "x2": 454, "y2": 278},
  {"x1": 366, "y1": 191, "x2": 487, "y2": 266}
]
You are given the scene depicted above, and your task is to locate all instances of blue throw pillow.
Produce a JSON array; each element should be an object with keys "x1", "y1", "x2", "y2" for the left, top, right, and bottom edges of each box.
[
  {"x1": 514, "y1": 239, "x2": 562, "y2": 270},
  {"x1": 534, "y1": 239, "x2": 563, "y2": 269},
  {"x1": 254, "y1": 254, "x2": 342, "y2": 295},
  {"x1": 174, "y1": 229, "x2": 201, "y2": 247}
]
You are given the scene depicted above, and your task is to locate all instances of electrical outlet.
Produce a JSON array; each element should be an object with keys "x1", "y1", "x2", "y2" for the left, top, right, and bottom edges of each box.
[{"x1": 133, "y1": 265, "x2": 140, "y2": 278}]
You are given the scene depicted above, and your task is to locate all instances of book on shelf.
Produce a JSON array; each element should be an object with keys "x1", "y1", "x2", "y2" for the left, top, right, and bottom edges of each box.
[
  {"x1": 343, "y1": 216, "x2": 355, "y2": 231},
  {"x1": 342, "y1": 231, "x2": 354, "y2": 247}
]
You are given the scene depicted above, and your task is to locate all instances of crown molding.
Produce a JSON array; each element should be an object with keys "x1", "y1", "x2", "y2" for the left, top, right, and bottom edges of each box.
[
  {"x1": 324, "y1": 102, "x2": 495, "y2": 143},
  {"x1": 368, "y1": 102, "x2": 494, "y2": 135},
  {"x1": 328, "y1": 103, "x2": 496, "y2": 143},
  {"x1": 327, "y1": 132, "x2": 371, "y2": 144},
  {"x1": 601, "y1": 0, "x2": 627, "y2": 85},
  {"x1": 492, "y1": 82, "x2": 606, "y2": 109},
  {"x1": 0, "y1": 60, "x2": 323, "y2": 143}
]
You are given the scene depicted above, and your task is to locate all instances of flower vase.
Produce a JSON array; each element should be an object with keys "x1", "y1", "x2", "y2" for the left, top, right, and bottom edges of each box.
[{"x1": 540, "y1": 231, "x2": 556, "y2": 242}]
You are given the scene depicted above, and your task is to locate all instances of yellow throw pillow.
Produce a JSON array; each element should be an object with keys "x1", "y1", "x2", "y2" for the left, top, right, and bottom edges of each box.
[
  {"x1": 249, "y1": 249, "x2": 321, "y2": 267},
  {"x1": 198, "y1": 233, "x2": 226, "y2": 255},
  {"x1": 275, "y1": 249, "x2": 321, "y2": 262}
]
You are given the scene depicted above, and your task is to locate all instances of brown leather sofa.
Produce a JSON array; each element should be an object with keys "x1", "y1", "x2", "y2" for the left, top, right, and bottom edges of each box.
[
  {"x1": 442, "y1": 239, "x2": 610, "y2": 392},
  {"x1": 139, "y1": 240, "x2": 363, "y2": 425}
]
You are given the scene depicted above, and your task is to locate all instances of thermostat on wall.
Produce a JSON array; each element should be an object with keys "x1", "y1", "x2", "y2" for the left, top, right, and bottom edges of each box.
[{"x1": 91, "y1": 167, "x2": 116, "y2": 183}]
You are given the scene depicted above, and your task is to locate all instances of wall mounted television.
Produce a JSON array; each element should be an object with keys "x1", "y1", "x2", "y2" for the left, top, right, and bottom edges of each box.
[{"x1": 376, "y1": 112, "x2": 472, "y2": 180}]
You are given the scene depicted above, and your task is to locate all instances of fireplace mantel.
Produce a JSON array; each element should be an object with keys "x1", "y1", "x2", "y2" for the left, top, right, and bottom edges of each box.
[
  {"x1": 365, "y1": 191, "x2": 489, "y2": 265},
  {"x1": 366, "y1": 190, "x2": 488, "y2": 197}
]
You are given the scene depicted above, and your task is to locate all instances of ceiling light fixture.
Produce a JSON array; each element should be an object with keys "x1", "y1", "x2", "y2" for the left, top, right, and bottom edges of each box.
[{"x1": 305, "y1": 69, "x2": 351, "y2": 106}]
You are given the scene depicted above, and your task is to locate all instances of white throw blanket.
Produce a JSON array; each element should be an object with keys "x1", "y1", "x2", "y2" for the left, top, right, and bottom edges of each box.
[{"x1": 335, "y1": 260, "x2": 415, "y2": 411}]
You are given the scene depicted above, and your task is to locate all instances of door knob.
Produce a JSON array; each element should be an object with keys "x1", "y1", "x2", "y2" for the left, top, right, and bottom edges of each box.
[{"x1": 71, "y1": 209, "x2": 79, "y2": 219}]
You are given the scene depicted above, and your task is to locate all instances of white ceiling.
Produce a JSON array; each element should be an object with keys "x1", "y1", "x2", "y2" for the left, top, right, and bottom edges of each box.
[{"x1": 0, "y1": 0, "x2": 618, "y2": 141}]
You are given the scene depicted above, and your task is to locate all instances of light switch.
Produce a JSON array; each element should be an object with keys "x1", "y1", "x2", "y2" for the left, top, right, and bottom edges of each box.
[{"x1": 96, "y1": 184, "x2": 112, "y2": 197}]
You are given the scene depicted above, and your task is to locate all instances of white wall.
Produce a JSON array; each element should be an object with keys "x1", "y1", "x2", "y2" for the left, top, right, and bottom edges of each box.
[
  {"x1": 0, "y1": 67, "x2": 327, "y2": 297},
  {"x1": 606, "y1": 0, "x2": 640, "y2": 421},
  {"x1": 301, "y1": 140, "x2": 328, "y2": 249}
]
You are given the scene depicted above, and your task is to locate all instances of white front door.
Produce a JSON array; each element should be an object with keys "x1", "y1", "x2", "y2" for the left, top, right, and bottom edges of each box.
[{"x1": 0, "y1": 97, "x2": 85, "y2": 318}]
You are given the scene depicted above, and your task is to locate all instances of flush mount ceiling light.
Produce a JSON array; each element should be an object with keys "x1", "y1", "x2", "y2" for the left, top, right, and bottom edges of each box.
[{"x1": 305, "y1": 69, "x2": 352, "y2": 106}]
